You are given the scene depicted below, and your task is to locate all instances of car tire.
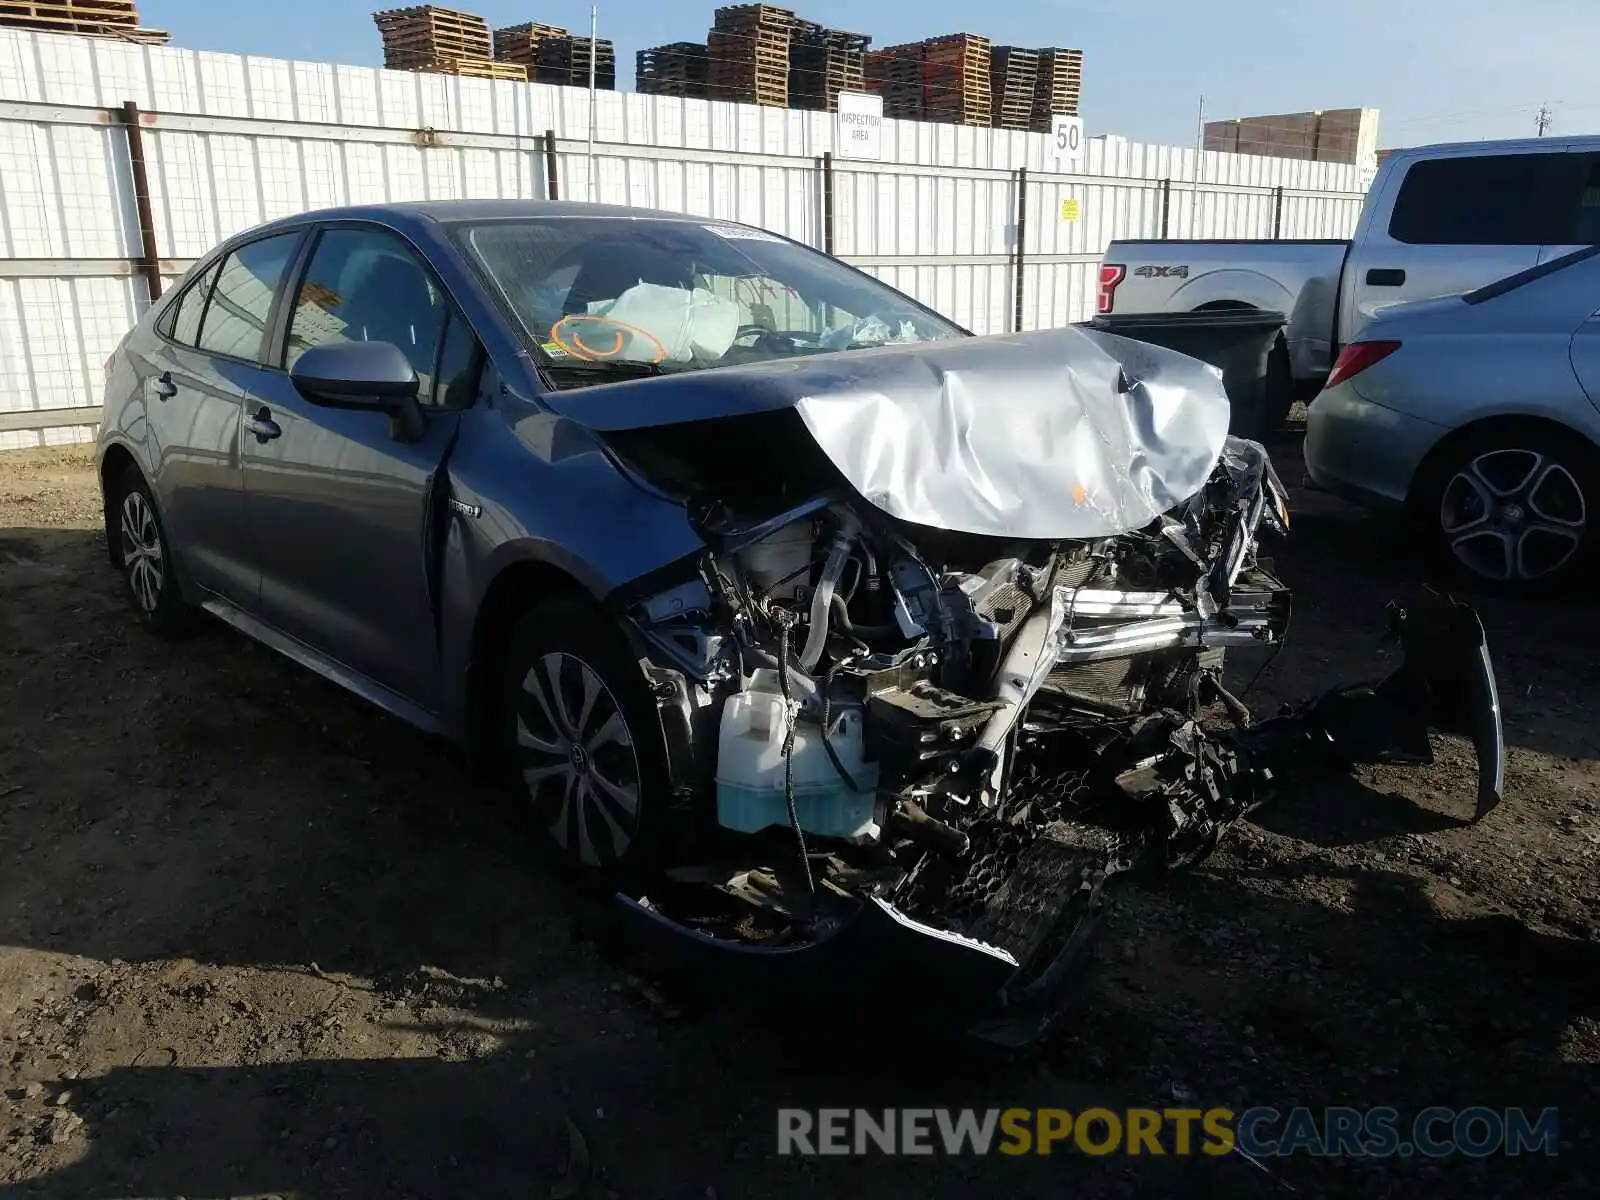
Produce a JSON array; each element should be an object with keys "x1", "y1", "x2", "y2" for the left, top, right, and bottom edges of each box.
[
  {"x1": 111, "y1": 464, "x2": 198, "y2": 635},
  {"x1": 1416, "y1": 425, "x2": 1597, "y2": 596},
  {"x1": 497, "y1": 595, "x2": 671, "y2": 892}
]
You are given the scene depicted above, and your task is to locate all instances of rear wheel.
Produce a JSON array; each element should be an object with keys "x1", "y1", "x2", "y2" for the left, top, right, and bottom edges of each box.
[
  {"x1": 111, "y1": 465, "x2": 197, "y2": 635},
  {"x1": 1417, "y1": 426, "x2": 1596, "y2": 595}
]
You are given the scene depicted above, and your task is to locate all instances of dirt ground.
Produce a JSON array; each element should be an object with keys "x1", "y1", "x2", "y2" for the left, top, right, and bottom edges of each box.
[{"x1": 0, "y1": 438, "x2": 1596, "y2": 1200}]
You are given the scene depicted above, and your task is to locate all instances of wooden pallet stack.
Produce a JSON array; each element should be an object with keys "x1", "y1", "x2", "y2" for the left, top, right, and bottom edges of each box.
[
  {"x1": 1030, "y1": 46, "x2": 1083, "y2": 128},
  {"x1": 491, "y1": 20, "x2": 567, "y2": 76},
  {"x1": 788, "y1": 19, "x2": 868, "y2": 113},
  {"x1": 0, "y1": 0, "x2": 169, "y2": 44},
  {"x1": 637, "y1": 42, "x2": 711, "y2": 99},
  {"x1": 707, "y1": 4, "x2": 794, "y2": 108},
  {"x1": 374, "y1": 6, "x2": 527, "y2": 81},
  {"x1": 920, "y1": 33, "x2": 990, "y2": 126},
  {"x1": 865, "y1": 44, "x2": 923, "y2": 119},
  {"x1": 533, "y1": 34, "x2": 616, "y2": 89},
  {"x1": 989, "y1": 46, "x2": 1038, "y2": 130}
]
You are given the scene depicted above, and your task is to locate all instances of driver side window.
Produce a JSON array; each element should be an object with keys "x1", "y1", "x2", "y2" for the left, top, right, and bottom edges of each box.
[{"x1": 285, "y1": 226, "x2": 448, "y2": 399}]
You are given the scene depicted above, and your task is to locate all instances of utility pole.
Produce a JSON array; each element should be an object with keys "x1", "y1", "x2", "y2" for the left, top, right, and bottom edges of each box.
[
  {"x1": 587, "y1": 6, "x2": 598, "y2": 200},
  {"x1": 1195, "y1": 93, "x2": 1205, "y2": 184},
  {"x1": 1537, "y1": 103, "x2": 1553, "y2": 137}
]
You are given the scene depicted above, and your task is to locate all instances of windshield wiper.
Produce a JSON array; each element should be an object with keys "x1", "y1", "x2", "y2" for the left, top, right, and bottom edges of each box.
[{"x1": 540, "y1": 358, "x2": 669, "y2": 385}]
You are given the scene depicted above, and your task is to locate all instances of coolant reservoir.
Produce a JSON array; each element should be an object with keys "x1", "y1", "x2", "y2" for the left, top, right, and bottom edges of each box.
[{"x1": 716, "y1": 669, "x2": 880, "y2": 841}]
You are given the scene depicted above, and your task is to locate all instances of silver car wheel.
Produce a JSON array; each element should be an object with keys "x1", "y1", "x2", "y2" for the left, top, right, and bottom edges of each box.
[
  {"x1": 119, "y1": 490, "x2": 165, "y2": 615},
  {"x1": 1440, "y1": 448, "x2": 1587, "y2": 583},
  {"x1": 514, "y1": 652, "x2": 641, "y2": 868}
]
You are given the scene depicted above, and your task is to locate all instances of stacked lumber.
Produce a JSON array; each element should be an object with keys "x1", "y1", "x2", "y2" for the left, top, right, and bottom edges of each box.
[
  {"x1": 374, "y1": 6, "x2": 526, "y2": 79},
  {"x1": 0, "y1": 0, "x2": 169, "y2": 44},
  {"x1": 491, "y1": 20, "x2": 567, "y2": 73},
  {"x1": 1030, "y1": 46, "x2": 1083, "y2": 128},
  {"x1": 417, "y1": 56, "x2": 527, "y2": 81},
  {"x1": 534, "y1": 34, "x2": 616, "y2": 89},
  {"x1": 707, "y1": 4, "x2": 794, "y2": 108},
  {"x1": 989, "y1": 45, "x2": 1038, "y2": 131},
  {"x1": 920, "y1": 33, "x2": 990, "y2": 127},
  {"x1": 864, "y1": 44, "x2": 922, "y2": 120},
  {"x1": 788, "y1": 19, "x2": 868, "y2": 113},
  {"x1": 637, "y1": 41, "x2": 711, "y2": 99}
]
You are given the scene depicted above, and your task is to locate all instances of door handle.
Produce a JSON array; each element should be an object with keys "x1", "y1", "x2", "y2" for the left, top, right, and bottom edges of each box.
[
  {"x1": 150, "y1": 372, "x2": 177, "y2": 401},
  {"x1": 1366, "y1": 268, "x2": 1406, "y2": 287},
  {"x1": 244, "y1": 406, "x2": 281, "y2": 443}
]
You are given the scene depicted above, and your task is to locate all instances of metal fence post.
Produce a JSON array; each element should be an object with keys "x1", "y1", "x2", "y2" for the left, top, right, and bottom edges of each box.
[
  {"x1": 1159, "y1": 178, "x2": 1172, "y2": 238},
  {"x1": 1013, "y1": 166, "x2": 1027, "y2": 334},
  {"x1": 117, "y1": 100, "x2": 162, "y2": 303},
  {"x1": 821, "y1": 151, "x2": 835, "y2": 255},
  {"x1": 544, "y1": 129, "x2": 560, "y2": 201},
  {"x1": 1272, "y1": 185, "x2": 1285, "y2": 239}
]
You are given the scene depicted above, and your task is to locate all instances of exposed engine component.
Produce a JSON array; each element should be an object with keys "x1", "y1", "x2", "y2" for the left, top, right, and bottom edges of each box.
[{"x1": 616, "y1": 436, "x2": 1505, "y2": 1047}]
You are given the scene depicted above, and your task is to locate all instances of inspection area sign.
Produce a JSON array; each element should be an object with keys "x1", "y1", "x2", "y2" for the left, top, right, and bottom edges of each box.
[{"x1": 836, "y1": 91, "x2": 883, "y2": 161}]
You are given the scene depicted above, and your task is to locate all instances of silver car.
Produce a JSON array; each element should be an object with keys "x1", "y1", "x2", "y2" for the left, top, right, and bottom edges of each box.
[
  {"x1": 96, "y1": 200, "x2": 1503, "y2": 1044},
  {"x1": 1305, "y1": 245, "x2": 1600, "y2": 593}
]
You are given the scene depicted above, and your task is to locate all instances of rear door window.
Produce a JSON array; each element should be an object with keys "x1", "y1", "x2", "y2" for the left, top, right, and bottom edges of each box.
[
  {"x1": 196, "y1": 233, "x2": 302, "y2": 364},
  {"x1": 1549, "y1": 153, "x2": 1600, "y2": 244},
  {"x1": 1388, "y1": 154, "x2": 1565, "y2": 245},
  {"x1": 162, "y1": 261, "x2": 219, "y2": 346}
]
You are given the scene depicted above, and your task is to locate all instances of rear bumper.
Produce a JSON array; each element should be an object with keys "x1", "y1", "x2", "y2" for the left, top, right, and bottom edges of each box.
[{"x1": 1304, "y1": 384, "x2": 1446, "y2": 511}]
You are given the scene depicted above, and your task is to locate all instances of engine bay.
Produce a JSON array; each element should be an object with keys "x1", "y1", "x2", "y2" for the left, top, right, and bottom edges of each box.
[
  {"x1": 604, "y1": 434, "x2": 1379, "y2": 1040},
  {"x1": 550, "y1": 328, "x2": 1505, "y2": 1048}
]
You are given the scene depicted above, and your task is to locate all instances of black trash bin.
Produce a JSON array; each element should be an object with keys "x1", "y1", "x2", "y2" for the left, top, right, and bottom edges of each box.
[{"x1": 1089, "y1": 309, "x2": 1288, "y2": 440}]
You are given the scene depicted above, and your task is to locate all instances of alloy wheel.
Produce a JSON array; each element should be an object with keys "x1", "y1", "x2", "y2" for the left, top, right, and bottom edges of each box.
[
  {"x1": 120, "y1": 490, "x2": 165, "y2": 615},
  {"x1": 1440, "y1": 448, "x2": 1586, "y2": 584},
  {"x1": 514, "y1": 652, "x2": 642, "y2": 868}
]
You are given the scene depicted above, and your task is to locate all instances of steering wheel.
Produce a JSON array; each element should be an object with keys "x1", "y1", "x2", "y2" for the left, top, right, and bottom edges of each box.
[{"x1": 549, "y1": 314, "x2": 670, "y2": 364}]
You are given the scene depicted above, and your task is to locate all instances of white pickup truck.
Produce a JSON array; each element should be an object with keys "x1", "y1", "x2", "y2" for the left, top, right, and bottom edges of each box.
[{"x1": 1100, "y1": 135, "x2": 1600, "y2": 425}]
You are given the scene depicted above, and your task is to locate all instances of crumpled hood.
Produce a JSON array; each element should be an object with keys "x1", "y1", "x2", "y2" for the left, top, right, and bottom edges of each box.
[{"x1": 547, "y1": 325, "x2": 1232, "y2": 540}]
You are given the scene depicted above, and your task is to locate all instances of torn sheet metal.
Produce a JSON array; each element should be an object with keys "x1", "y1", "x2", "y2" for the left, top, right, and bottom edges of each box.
[
  {"x1": 791, "y1": 327, "x2": 1232, "y2": 540},
  {"x1": 543, "y1": 326, "x2": 1233, "y2": 541}
]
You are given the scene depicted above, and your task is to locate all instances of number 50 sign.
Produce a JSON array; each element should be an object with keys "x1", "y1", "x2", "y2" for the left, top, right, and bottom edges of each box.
[{"x1": 1051, "y1": 115, "x2": 1084, "y2": 172}]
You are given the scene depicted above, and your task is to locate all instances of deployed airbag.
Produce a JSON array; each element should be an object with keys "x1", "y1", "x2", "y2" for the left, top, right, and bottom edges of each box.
[{"x1": 586, "y1": 281, "x2": 742, "y2": 363}]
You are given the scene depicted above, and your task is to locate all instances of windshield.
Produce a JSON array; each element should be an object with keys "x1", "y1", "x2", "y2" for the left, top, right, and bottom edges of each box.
[{"x1": 454, "y1": 216, "x2": 967, "y2": 385}]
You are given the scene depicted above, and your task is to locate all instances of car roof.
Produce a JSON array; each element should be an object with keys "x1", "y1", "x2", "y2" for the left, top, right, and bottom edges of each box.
[
  {"x1": 1388, "y1": 132, "x2": 1600, "y2": 162},
  {"x1": 245, "y1": 199, "x2": 722, "y2": 238}
]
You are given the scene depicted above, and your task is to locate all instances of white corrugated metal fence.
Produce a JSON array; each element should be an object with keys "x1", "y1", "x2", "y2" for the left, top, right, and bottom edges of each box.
[{"x1": 0, "y1": 28, "x2": 1368, "y2": 450}]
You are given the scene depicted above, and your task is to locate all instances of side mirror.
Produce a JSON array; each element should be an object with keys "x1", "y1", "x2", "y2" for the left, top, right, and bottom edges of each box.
[{"x1": 290, "y1": 341, "x2": 425, "y2": 441}]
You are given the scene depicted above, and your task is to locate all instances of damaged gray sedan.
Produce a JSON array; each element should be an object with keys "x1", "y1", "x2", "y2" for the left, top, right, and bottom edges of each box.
[{"x1": 97, "y1": 201, "x2": 1506, "y2": 1045}]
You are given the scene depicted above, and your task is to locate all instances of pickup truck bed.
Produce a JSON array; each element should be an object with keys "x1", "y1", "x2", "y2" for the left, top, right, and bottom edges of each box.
[{"x1": 1100, "y1": 239, "x2": 1351, "y2": 396}]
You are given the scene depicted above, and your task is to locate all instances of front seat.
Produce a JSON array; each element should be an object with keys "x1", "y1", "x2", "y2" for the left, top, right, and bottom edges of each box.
[{"x1": 344, "y1": 255, "x2": 440, "y2": 379}]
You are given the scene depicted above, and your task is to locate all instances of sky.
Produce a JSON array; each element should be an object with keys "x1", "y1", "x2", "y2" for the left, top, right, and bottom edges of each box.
[{"x1": 138, "y1": 0, "x2": 1600, "y2": 150}]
